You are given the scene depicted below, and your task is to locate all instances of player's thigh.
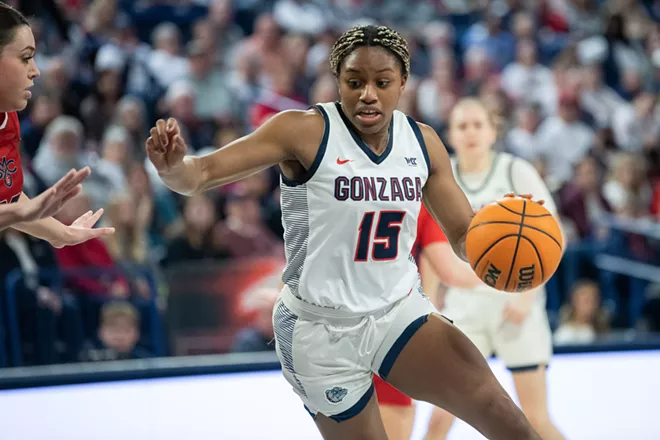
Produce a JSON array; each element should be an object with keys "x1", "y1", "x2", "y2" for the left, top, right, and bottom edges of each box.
[
  {"x1": 384, "y1": 312, "x2": 503, "y2": 420},
  {"x1": 273, "y1": 300, "x2": 374, "y2": 420},
  {"x1": 379, "y1": 403, "x2": 415, "y2": 440},
  {"x1": 493, "y1": 304, "x2": 552, "y2": 372},
  {"x1": 315, "y1": 391, "x2": 388, "y2": 440}
]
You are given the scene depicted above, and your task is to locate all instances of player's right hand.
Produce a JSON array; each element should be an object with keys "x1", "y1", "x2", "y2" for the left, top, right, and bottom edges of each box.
[
  {"x1": 146, "y1": 118, "x2": 188, "y2": 175},
  {"x1": 16, "y1": 167, "x2": 90, "y2": 222}
]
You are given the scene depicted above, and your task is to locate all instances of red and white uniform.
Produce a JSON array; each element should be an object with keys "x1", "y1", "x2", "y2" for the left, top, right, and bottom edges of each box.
[
  {"x1": 0, "y1": 112, "x2": 24, "y2": 205},
  {"x1": 375, "y1": 204, "x2": 446, "y2": 406}
]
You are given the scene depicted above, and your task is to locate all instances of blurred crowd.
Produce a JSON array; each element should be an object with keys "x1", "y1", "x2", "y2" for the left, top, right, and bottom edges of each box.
[{"x1": 1, "y1": 0, "x2": 660, "y2": 367}]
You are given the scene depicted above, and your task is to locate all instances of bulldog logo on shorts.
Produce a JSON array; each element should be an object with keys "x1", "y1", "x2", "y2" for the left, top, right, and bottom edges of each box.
[{"x1": 325, "y1": 386, "x2": 348, "y2": 404}]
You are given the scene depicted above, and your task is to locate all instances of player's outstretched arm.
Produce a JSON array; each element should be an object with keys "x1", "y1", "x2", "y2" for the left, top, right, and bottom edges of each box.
[
  {"x1": 146, "y1": 110, "x2": 312, "y2": 196},
  {"x1": 417, "y1": 123, "x2": 474, "y2": 262},
  {"x1": 422, "y1": 242, "x2": 481, "y2": 289}
]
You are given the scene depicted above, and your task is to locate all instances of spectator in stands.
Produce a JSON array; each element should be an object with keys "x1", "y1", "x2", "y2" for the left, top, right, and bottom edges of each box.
[
  {"x1": 603, "y1": 152, "x2": 652, "y2": 214},
  {"x1": 53, "y1": 192, "x2": 131, "y2": 335},
  {"x1": 113, "y1": 96, "x2": 149, "y2": 162},
  {"x1": 0, "y1": 229, "x2": 83, "y2": 365},
  {"x1": 238, "y1": 13, "x2": 286, "y2": 83},
  {"x1": 559, "y1": 156, "x2": 617, "y2": 309},
  {"x1": 186, "y1": 39, "x2": 239, "y2": 122},
  {"x1": 147, "y1": 22, "x2": 189, "y2": 89},
  {"x1": 103, "y1": 193, "x2": 150, "y2": 267},
  {"x1": 79, "y1": 300, "x2": 150, "y2": 362},
  {"x1": 273, "y1": 0, "x2": 327, "y2": 36},
  {"x1": 32, "y1": 115, "x2": 86, "y2": 186},
  {"x1": 231, "y1": 287, "x2": 277, "y2": 353},
  {"x1": 248, "y1": 66, "x2": 306, "y2": 129},
  {"x1": 560, "y1": 156, "x2": 612, "y2": 238},
  {"x1": 165, "y1": 194, "x2": 230, "y2": 266},
  {"x1": 160, "y1": 80, "x2": 215, "y2": 151},
  {"x1": 19, "y1": 93, "x2": 62, "y2": 160},
  {"x1": 506, "y1": 103, "x2": 542, "y2": 162},
  {"x1": 578, "y1": 63, "x2": 625, "y2": 129},
  {"x1": 96, "y1": 125, "x2": 132, "y2": 194},
  {"x1": 283, "y1": 33, "x2": 314, "y2": 102},
  {"x1": 126, "y1": 164, "x2": 183, "y2": 258},
  {"x1": 611, "y1": 91, "x2": 660, "y2": 151},
  {"x1": 207, "y1": 0, "x2": 244, "y2": 66},
  {"x1": 80, "y1": 45, "x2": 125, "y2": 144},
  {"x1": 461, "y1": 6, "x2": 516, "y2": 70},
  {"x1": 535, "y1": 92, "x2": 595, "y2": 190},
  {"x1": 462, "y1": 46, "x2": 493, "y2": 96},
  {"x1": 309, "y1": 73, "x2": 339, "y2": 106},
  {"x1": 500, "y1": 39, "x2": 554, "y2": 109},
  {"x1": 35, "y1": 56, "x2": 85, "y2": 121},
  {"x1": 215, "y1": 194, "x2": 284, "y2": 259},
  {"x1": 416, "y1": 52, "x2": 458, "y2": 133},
  {"x1": 554, "y1": 279, "x2": 609, "y2": 345}
]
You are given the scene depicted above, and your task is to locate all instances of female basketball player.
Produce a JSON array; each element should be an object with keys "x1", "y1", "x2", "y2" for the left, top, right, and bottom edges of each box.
[
  {"x1": 423, "y1": 98, "x2": 566, "y2": 440},
  {"x1": 0, "y1": 3, "x2": 114, "y2": 246},
  {"x1": 146, "y1": 25, "x2": 542, "y2": 440}
]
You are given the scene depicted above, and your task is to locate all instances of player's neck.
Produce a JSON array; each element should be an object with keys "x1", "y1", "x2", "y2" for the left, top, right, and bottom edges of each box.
[
  {"x1": 458, "y1": 151, "x2": 493, "y2": 174},
  {"x1": 359, "y1": 129, "x2": 390, "y2": 156}
]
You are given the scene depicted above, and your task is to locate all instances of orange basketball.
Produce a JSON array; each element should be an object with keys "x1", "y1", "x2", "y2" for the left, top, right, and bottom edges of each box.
[{"x1": 465, "y1": 197, "x2": 563, "y2": 293}]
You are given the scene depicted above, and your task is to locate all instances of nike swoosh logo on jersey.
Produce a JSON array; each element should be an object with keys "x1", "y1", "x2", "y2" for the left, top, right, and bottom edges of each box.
[{"x1": 337, "y1": 158, "x2": 353, "y2": 165}]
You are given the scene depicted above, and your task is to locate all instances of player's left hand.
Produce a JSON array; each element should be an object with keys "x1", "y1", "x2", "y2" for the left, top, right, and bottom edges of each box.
[
  {"x1": 503, "y1": 192, "x2": 545, "y2": 206},
  {"x1": 50, "y1": 209, "x2": 115, "y2": 248},
  {"x1": 502, "y1": 295, "x2": 534, "y2": 325}
]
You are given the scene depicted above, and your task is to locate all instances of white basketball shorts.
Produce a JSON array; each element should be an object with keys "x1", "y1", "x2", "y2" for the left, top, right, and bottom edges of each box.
[
  {"x1": 272, "y1": 282, "x2": 436, "y2": 421},
  {"x1": 442, "y1": 288, "x2": 552, "y2": 371}
]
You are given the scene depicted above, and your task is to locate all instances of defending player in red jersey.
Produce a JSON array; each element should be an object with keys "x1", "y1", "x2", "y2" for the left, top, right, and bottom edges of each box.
[
  {"x1": 375, "y1": 203, "x2": 482, "y2": 440},
  {"x1": 0, "y1": 3, "x2": 113, "y2": 245}
]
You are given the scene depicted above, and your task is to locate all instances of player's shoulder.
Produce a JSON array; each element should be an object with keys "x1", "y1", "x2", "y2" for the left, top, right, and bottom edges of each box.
[
  {"x1": 259, "y1": 108, "x2": 326, "y2": 142},
  {"x1": 407, "y1": 119, "x2": 438, "y2": 142}
]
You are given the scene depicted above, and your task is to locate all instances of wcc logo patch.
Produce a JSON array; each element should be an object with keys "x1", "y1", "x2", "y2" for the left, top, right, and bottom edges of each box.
[
  {"x1": 325, "y1": 386, "x2": 348, "y2": 404},
  {"x1": 0, "y1": 156, "x2": 17, "y2": 187},
  {"x1": 405, "y1": 157, "x2": 417, "y2": 167}
]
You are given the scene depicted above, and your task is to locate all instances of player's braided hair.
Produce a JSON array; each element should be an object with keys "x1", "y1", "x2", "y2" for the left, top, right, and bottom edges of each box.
[{"x1": 330, "y1": 25, "x2": 410, "y2": 78}]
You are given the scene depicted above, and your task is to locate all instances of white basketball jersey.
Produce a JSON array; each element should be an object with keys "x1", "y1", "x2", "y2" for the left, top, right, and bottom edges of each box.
[
  {"x1": 280, "y1": 102, "x2": 430, "y2": 314},
  {"x1": 451, "y1": 152, "x2": 548, "y2": 299}
]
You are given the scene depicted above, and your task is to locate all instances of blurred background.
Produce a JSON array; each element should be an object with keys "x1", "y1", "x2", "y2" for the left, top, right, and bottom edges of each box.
[{"x1": 0, "y1": 0, "x2": 660, "y2": 416}]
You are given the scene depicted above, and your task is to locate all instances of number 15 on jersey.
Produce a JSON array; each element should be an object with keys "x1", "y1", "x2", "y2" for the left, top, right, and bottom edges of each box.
[{"x1": 354, "y1": 210, "x2": 406, "y2": 262}]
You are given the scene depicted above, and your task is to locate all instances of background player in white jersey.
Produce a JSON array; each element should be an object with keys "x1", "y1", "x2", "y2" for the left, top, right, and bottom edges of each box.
[
  {"x1": 424, "y1": 98, "x2": 566, "y2": 440},
  {"x1": 146, "y1": 25, "x2": 542, "y2": 440}
]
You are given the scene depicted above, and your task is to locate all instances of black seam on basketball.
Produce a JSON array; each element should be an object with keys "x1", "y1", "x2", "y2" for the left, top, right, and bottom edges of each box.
[
  {"x1": 496, "y1": 202, "x2": 551, "y2": 218},
  {"x1": 468, "y1": 221, "x2": 562, "y2": 249},
  {"x1": 504, "y1": 200, "x2": 526, "y2": 290},
  {"x1": 474, "y1": 234, "x2": 517, "y2": 270},
  {"x1": 473, "y1": 234, "x2": 521, "y2": 273},
  {"x1": 520, "y1": 235, "x2": 545, "y2": 282}
]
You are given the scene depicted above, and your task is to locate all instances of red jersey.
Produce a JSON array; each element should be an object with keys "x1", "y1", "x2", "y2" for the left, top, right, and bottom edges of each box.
[
  {"x1": 415, "y1": 204, "x2": 448, "y2": 256},
  {"x1": 0, "y1": 112, "x2": 24, "y2": 205}
]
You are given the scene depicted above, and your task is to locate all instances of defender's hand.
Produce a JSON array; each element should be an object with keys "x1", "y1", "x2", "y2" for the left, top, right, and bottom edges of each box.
[
  {"x1": 17, "y1": 168, "x2": 90, "y2": 222},
  {"x1": 146, "y1": 118, "x2": 188, "y2": 175}
]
